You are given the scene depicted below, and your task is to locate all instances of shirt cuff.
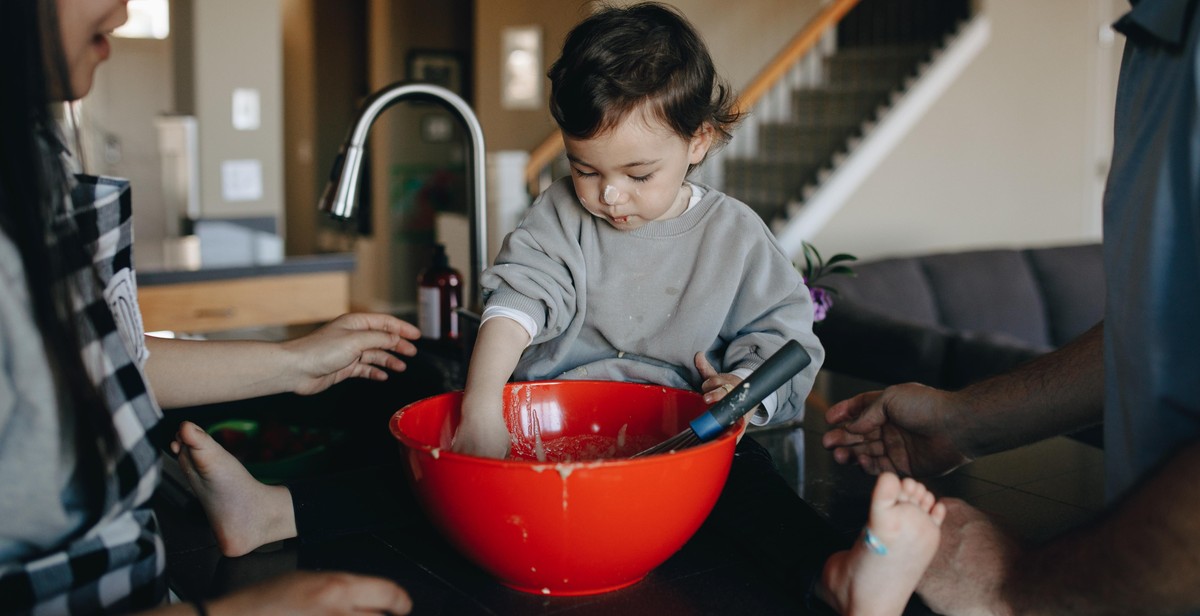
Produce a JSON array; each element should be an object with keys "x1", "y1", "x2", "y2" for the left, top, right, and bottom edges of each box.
[
  {"x1": 731, "y1": 367, "x2": 778, "y2": 425},
  {"x1": 481, "y1": 306, "x2": 538, "y2": 348}
]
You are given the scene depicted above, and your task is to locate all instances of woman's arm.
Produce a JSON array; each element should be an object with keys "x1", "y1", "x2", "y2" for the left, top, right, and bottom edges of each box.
[{"x1": 144, "y1": 313, "x2": 419, "y2": 408}]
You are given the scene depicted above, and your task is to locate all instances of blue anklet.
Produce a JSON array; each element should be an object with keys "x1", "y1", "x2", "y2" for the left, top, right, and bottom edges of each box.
[{"x1": 863, "y1": 528, "x2": 888, "y2": 555}]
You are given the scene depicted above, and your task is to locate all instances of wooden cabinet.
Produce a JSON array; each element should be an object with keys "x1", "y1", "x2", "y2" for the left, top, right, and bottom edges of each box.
[{"x1": 138, "y1": 270, "x2": 350, "y2": 334}]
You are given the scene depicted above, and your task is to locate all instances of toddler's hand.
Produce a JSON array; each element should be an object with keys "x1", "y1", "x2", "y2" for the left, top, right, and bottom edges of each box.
[
  {"x1": 695, "y1": 351, "x2": 743, "y2": 405},
  {"x1": 452, "y1": 396, "x2": 512, "y2": 459}
]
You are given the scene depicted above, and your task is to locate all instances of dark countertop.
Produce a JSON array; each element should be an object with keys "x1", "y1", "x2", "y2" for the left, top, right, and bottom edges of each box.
[
  {"x1": 155, "y1": 433, "x2": 850, "y2": 615},
  {"x1": 152, "y1": 369, "x2": 1104, "y2": 615},
  {"x1": 138, "y1": 252, "x2": 355, "y2": 286}
]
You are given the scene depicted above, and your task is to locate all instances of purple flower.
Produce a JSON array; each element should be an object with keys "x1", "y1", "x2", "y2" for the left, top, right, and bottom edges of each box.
[
  {"x1": 798, "y1": 242, "x2": 856, "y2": 322},
  {"x1": 810, "y1": 287, "x2": 833, "y2": 322}
]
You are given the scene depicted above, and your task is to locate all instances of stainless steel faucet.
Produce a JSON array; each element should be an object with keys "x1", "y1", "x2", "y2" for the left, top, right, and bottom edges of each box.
[{"x1": 319, "y1": 82, "x2": 488, "y2": 310}]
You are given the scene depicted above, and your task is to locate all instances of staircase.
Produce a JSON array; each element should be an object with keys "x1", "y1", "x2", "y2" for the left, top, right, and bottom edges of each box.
[
  {"x1": 720, "y1": 45, "x2": 932, "y2": 221},
  {"x1": 525, "y1": 0, "x2": 988, "y2": 258},
  {"x1": 698, "y1": 0, "x2": 982, "y2": 253}
]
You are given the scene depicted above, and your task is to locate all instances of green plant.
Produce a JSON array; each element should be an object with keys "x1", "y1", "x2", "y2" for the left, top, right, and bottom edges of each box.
[{"x1": 798, "y1": 242, "x2": 857, "y2": 321}]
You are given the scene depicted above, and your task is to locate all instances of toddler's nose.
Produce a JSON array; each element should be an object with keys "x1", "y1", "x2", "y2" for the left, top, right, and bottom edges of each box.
[{"x1": 601, "y1": 184, "x2": 626, "y2": 206}]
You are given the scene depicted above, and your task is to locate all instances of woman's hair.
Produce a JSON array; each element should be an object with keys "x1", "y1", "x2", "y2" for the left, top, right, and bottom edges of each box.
[
  {"x1": 1, "y1": 0, "x2": 117, "y2": 493},
  {"x1": 548, "y1": 2, "x2": 741, "y2": 167}
]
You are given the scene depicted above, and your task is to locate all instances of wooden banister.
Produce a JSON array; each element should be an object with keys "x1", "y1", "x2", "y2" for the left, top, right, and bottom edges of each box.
[
  {"x1": 733, "y1": 0, "x2": 861, "y2": 114},
  {"x1": 525, "y1": 131, "x2": 565, "y2": 196},
  {"x1": 523, "y1": 0, "x2": 862, "y2": 196}
]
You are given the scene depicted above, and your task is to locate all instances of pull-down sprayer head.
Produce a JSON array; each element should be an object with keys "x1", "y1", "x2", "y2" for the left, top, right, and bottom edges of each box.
[{"x1": 319, "y1": 82, "x2": 488, "y2": 309}]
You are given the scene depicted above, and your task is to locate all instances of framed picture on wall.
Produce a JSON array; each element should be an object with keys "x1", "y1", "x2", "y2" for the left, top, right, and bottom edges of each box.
[{"x1": 407, "y1": 50, "x2": 464, "y2": 95}]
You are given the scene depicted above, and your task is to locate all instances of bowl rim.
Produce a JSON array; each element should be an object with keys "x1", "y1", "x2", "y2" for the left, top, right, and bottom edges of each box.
[{"x1": 389, "y1": 380, "x2": 743, "y2": 467}]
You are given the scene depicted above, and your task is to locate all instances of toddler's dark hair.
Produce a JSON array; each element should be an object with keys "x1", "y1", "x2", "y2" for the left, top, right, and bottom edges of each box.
[{"x1": 548, "y1": 2, "x2": 741, "y2": 165}]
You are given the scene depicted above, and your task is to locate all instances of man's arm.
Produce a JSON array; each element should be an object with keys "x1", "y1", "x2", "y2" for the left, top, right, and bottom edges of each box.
[
  {"x1": 825, "y1": 323, "x2": 1105, "y2": 478},
  {"x1": 950, "y1": 321, "x2": 1105, "y2": 458}
]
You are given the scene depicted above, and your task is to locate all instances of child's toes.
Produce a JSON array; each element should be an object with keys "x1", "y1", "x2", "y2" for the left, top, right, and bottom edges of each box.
[
  {"x1": 930, "y1": 502, "x2": 947, "y2": 526},
  {"x1": 917, "y1": 489, "x2": 937, "y2": 513},
  {"x1": 902, "y1": 477, "x2": 926, "y2": 498},
  {"x1": 871, "y1": 472, "x2": 903, "y2": 508}
]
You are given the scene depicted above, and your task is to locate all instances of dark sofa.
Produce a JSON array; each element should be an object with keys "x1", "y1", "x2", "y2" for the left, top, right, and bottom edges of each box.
[{"x1": 815, "y1": 243, "x2": 1105, "y2": 432}]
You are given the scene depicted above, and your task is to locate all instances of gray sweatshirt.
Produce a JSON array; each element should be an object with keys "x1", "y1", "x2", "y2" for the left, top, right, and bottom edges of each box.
[{"x1": 481, "y1": 178, "x2": 824, "y2": 424}]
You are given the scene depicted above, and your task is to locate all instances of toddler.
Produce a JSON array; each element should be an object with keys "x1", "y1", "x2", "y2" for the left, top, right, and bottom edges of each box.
[{"x1": 453, "y1": 2, "x2": 824, "y2": 458}]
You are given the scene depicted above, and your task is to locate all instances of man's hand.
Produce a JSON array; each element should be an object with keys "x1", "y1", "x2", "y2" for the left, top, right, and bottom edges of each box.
[{"x1": 822, "y1": 383, "x2": 971, "y2": 478}]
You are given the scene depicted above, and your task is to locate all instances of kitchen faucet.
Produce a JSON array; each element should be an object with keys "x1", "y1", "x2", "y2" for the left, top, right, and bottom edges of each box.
[{"x1": 319, "y1": 82, "x2": 488, "y2": 310}]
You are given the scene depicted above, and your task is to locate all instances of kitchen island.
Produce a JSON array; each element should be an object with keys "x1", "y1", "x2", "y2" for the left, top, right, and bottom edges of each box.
[{"x1": 152, "y1": 377, "x2": 1103, "y2": 615}]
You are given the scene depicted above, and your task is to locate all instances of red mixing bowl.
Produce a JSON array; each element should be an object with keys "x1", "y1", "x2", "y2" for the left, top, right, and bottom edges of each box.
[{"x1": 389, "y1": 380, "x2": 740, "y2": 596}]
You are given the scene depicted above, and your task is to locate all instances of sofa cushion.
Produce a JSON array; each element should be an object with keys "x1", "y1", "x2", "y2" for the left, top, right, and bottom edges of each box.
[
  {"x1": 920, "y1": 250, "x2": 1052, "y2": 349},
  {"x1": 942, "y1": 329, "x2": 1044, "y2": 389},
  {"x1": 828, "y1": 258, "x2": 940, "y2": 327},
  {"x1": 818, "y1": 243, "x2": 1102, "y2": 390},
  {"x1": 817, "y1": 301, "x2": 948, "y2": 385},
  {"x1": 1024, "y1": 244, "x2": 1105, "y2": 346}
]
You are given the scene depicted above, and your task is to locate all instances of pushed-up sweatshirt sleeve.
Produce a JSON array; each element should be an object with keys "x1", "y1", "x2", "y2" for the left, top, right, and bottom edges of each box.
[
  {"x1": 480, "y1": 181, "x2": 584, "y2": 344},
  {"x1": 717, "y1": 222, "x2": 825, "y2": 425}
]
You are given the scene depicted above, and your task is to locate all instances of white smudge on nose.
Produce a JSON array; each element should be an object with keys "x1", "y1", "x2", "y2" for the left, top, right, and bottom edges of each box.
[{"x1": 603, "y1": 184, "x2": 620, "y2": 205}]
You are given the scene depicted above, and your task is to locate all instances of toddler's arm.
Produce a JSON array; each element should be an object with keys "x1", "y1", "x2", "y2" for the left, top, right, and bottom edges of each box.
[{"x1": 452, "y1": 317, "x2": 530, "y2": 458}]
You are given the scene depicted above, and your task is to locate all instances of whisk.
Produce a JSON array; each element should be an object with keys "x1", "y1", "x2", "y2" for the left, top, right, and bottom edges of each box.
[{"x1": 631, "y1": 340, "x2": 811, "y2": 458}]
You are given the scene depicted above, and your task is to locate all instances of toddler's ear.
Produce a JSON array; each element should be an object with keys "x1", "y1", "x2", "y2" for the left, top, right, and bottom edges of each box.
[{"x1": 689, "y1": 124, "x2": 714, "y2": 163}]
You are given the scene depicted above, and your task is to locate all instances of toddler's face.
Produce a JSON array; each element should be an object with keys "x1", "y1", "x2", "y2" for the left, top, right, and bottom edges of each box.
[{"x1": 563, "y1": 107, "x2": 711, "y2": 231}]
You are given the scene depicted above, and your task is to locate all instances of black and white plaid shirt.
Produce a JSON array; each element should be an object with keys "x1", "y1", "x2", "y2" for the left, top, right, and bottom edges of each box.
[{"x1": 0, "y1": 173, "x2": 166, "y2": 614}]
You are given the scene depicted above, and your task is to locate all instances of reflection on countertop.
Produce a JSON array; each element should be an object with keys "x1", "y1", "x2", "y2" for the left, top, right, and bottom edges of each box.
[{"x1": 138, "y1": 252, "x2": 355, "y2": 286}]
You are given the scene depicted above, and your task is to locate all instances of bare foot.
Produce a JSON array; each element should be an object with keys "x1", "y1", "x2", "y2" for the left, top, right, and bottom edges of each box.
[
  {"x1": 818, "y1": 472, "x2": 946, "y2": 616},
  {"x1": 171, "y1": 421, "x2": 297, "y2": 557}
]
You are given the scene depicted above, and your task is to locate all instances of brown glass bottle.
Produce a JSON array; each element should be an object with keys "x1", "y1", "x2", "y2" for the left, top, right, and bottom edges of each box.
[{"x1": 418, "y1": 243, "x2": 462, "y2": 341}]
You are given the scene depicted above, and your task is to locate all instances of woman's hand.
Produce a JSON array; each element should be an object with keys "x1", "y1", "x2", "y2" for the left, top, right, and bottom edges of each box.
[
  {"x1": 282, "y1": 313, "x2": 421, "y2": 396},
  {"x1": 204, "y1": 570, "x2": 412, "y2": 615}
]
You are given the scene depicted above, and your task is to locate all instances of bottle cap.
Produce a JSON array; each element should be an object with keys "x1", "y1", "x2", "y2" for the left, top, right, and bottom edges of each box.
[{"x1": 433, "y1": 243, "x2": 449, "y2": 268}]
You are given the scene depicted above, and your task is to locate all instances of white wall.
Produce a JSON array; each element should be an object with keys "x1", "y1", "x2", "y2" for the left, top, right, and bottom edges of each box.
[
  {"x1": 474, "y1": 0, "x2": 821, "y2": 152},
  {"x1": 84, "y1": 38, "x2": 174, "y2": 268},
  {"x1": 670, "y1": 0, "x2": 823, "y2": 92},
  {"x1": 190, "y1": 0, "x2": 284, "y2": 220},
  {"x1": 811, "y1": 0, "x2": 1125, "y2": 262}
]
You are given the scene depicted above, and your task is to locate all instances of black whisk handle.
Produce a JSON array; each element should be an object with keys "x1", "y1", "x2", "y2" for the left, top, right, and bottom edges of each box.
[{"x1": 689, "y1": 340, "x2": 812, "y2": 440}]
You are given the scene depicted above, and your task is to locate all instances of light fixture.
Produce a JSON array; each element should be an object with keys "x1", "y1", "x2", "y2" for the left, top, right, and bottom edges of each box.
[
  {"x1": 501, "y1": 26, "x2": 542, "y2": 110},
  {"x1": 113, "y1": 0, "x2": 170, "y2": 40}
]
